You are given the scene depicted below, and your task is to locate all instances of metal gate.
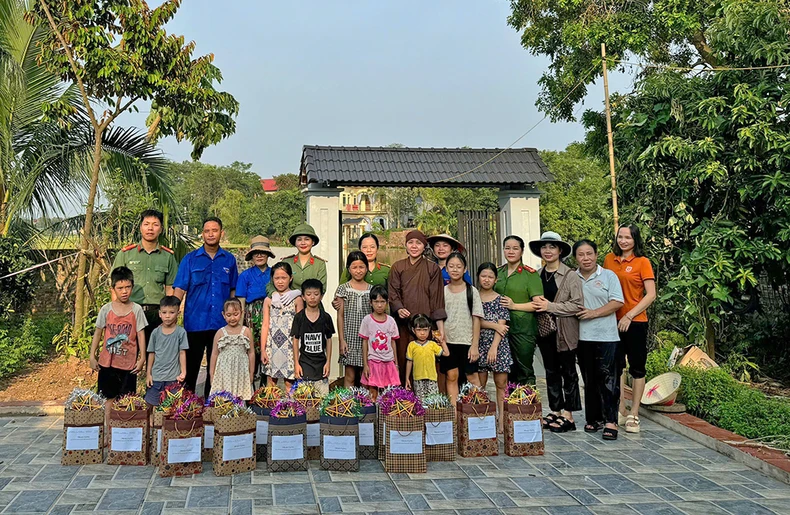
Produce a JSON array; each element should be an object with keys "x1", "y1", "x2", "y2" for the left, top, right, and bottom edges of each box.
[{"x1": 457, "y1": 210, "x2": 500, "y2": 276}]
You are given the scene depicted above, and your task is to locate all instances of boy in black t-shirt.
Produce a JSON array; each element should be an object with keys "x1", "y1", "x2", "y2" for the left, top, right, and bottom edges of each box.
[{"x1": 291, "y1": 279, "x2": 334, "y2": 395}]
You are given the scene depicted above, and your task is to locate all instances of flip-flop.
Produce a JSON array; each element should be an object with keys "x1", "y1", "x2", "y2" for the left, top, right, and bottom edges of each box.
[
  {"x1": 584, "y1": 421, "x2": 603, "y2": 433},
  {"x1": 602, "y1": 427, "x2": 618, "y2": 440}
]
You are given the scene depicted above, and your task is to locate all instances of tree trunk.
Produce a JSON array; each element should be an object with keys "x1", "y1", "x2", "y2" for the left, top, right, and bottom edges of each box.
[
  {"x1": 704, "y1": 317, "x2": 716, "y2": 358},
  {"x1": 72, "y1": 130, "x2": 105, "y2": 339},
  {"x1": 1, "y1": 187, "x2": 10, "y2": 237}
]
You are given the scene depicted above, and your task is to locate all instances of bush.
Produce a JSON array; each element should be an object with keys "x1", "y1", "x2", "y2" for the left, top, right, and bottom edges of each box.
[
  {"x1": 0, "y1": 236, "x2": 38, "y2": 314},
  {"x1": 0, "y1": 314, "x2": 67, "y2": 380},
  {"x1": 645, "y1": 330, "x2": 685, "y2": 379},
  {"x1": 717, "y1": 389, "x2": 790, "y2": 439},
  {"x1": 678, "y1": 366, "x2": 747, "y2": 421}
]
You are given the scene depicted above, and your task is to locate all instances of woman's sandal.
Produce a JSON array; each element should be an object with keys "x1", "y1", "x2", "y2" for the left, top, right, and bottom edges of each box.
[
  {"x1": 583, "y1": 421, "x2": 603, "y2": 433},
  {"x1": 543, "y1": 413, "x2": 559, "y2": 429},
  {"x1": 625, "y1": 415, "x2": 641, "y2": 434},
  {"x1": 602, "y1": 427, "x2": 618, "y2": 440},
  {"x1": 548, "y1": 416, "x2": 577, "y2": 433}
]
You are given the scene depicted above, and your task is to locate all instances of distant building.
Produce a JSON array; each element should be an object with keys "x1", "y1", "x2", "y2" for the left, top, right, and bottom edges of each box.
[
  {"x1": 260, "y1": 179, "x2": 278, "y2": 194},
  {"x1": 340, "y1": 187, "x2": 388, "y2": 249}
]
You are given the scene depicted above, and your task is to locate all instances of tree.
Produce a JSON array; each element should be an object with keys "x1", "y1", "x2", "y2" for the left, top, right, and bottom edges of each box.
[
  {"x1": 242, "y1": 189, "x2": 305, "y2": 243},
  {"x1": 583, "y1": 0, "x2": 790, "y2": 354},
  {"x1": 417, "y1": 187, "x2": 499, "y2": 237},
  {"x1": 538, "y1": 144, "x2": 610, "y2": 244},
  {"x1": 28, "y1": 0, "x2": 239, "y2": 337},
  {"x1": 274, "y1": 173, "x2": 300, "y2": 191}
]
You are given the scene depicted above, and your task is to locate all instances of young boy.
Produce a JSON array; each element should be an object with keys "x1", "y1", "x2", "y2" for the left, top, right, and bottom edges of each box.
[
  {"x1": 144, "y1": 295, "x2": 188, "y2": 406},
  {"x1": 90, "y1": 266, "x2": 148, "y2": 399},
  {"x1": 291, "y1": 279, "x2": 334, "y2": 395}
]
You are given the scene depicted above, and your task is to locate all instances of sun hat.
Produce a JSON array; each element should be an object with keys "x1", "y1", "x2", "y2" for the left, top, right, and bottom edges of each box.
[
  {"x1": 289, "y1": 223, "x2": 319, "y2": 246},
  {"x1": 528, "y1": 231, "x2": 572, "y2": 260},
  {"x1": 404, "y1": 230, "x2": 428, "y2": 247},
  {"x1": 427, "y1": 233, "x2": 466, "y2": 254},
  {"x1": 641, "y1": 372, "x2": 682, "y2": 406},
  {"x1": 245, "y1": 235, "x2": 275, "y2": 261}
]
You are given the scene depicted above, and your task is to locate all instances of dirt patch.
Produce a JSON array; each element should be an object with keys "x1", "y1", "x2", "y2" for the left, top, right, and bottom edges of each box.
[{"x1": 0, "y1": 357, "x2": 96, "y2": 402}]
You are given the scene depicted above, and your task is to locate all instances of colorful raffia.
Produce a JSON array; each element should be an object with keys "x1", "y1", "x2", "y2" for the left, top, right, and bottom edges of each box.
[
  {"x1": 270, "y1": 399, "x2": 306, "y2": 419},
  {"x1": 65, "y1": 388, "x2": 104, "y2": 411},
  {"x1": 158, "y1": 384, "x2": 190, "y2": 415},
  {"x1": 112, "y1": 393, "x2": 147, "y2": 411},
  {"x1": 291, "y1": 380, "x2": 323, "y2": 405},
  {"x1": 505, "y1": 383, "x2": 540, "y2": 405},
  {"x1": 250, "y1": 385, "x2": 284, "y2": 408},
  {"x1": 206, "y1": 391, "x2": 243, "y2": 416},
  {"x1": 348, "y1": 386, "x2": 375, "y2": 408},
  {"x1": 221, "y1": 404, "x2": 255, "y2": 419},
  {"x1": 458, "y1": 383, "x2": 491, "y2": 404},
  {"x1": 421, "y1": 393, "x2": 452, "y2": 410},
  {"x1": 319, "y1": 388, "x2": 362, "y2": 418},
  {"x1": 172, "y1": 394, "x2": 204, "y2": 420},
  {"x1": 379, "y1": 388, "x2": 425, "y2": 417}
]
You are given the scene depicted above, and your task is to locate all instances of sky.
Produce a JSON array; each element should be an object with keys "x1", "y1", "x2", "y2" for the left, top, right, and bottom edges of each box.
[{"x1": 121, "y1": 0, "x2": 632, "y2": 179}]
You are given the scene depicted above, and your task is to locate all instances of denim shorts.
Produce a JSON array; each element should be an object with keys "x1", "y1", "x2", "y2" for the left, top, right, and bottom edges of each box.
[{"x1": 145, "y1": 380, "x2": 178, "y2": 406}]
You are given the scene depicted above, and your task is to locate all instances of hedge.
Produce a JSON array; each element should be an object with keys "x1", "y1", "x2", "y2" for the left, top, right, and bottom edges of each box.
[{"x1": 0, "y1": 314, "x2": 68, "y2": 380}]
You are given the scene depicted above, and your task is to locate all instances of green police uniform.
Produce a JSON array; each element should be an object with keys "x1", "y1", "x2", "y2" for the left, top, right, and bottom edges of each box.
[
  {"x1": 339, "y1": 261, "x2": 391, "y2": 287},
  {"x1": 267, "y1": 254, "x2": 328, "y2": 295},
  {"x1": 494, "y1": 262, "x2": 544, "y2": 384}
]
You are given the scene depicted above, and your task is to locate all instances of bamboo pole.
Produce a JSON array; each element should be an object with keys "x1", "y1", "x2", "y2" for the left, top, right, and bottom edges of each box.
[{"x1": 601, "y1": 43, "x2": 620, "y2": 234}]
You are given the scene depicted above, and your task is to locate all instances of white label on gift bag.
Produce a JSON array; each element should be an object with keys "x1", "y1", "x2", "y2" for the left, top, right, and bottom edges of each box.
[
  {"x1": 359, "y1": 423, "x2": 375, "y2": 446},
  {"x1": 271, "y1": 434, "x2": 304, "y2": 461},
  {"x1": 65, "y1": 426, "x2": 100, "y2": 451},
  {"x1": 157, "y1": 429, "x2": 162, "y2": 453},
  {"x1": 307, "y1": 423, "x2": 320, "y2": 447},
  {"x1": 425, "y1": 421, "x2": 454, "y2": 446},
  {"x1": 222, "y1": 433, "x2": 254, "y2": 461},
  {"x1": 256, "y1": 420, "x2": 268, "y2": 443},
  {"x1": 389, "y1": 430, "x2": 422, "y2": 454},
  {"x1": 204, "y1": 424, "x2": 214, "y2": 449},
  {"x1": 513, "y1": 419, "x2": 542, "y2": 443},
  {"x1": 110, "y1": 427, "x2": 143, "y2": 452},
  {"x1": 467, "y1": 416, "x2": 496, "y2": 440},
  {"x1": 323, "y1": 435, "x2": 356, "y2": 460},
  {"x1": 167, "y1": 436, "x2": 201, "y2": 463}
]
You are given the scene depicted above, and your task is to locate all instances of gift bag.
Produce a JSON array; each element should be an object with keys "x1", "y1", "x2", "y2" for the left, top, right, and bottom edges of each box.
[
  {"x1": 377, "y1": 404, "x2": 387, "y2": 461},
  {"x1": 149, "y1": 410, "x2": 164, "y2": 466},
  {"x1": 213, "y1": 412, "x2": 257, "y2": 476},
  {"x1": 250, "y1": 405, "x2": 270, "y2": 462},
  {"x1": 384, "y1": 414, "x2": 426, "y2": 473},
  {"x1": 358, "y1": 405, "x2": 377, "y2": 460},
  {"x1": 160, "y1": 417, "x2": 204, "y2": 477},
  {"x1": 504, "y1": 403, "x2": 544, "y2": 457},
  {"x1": 425, "y1": 407, "x2": 456, "y2": 462},
  {"x1": 319, "y1": 416, "x2": 359, "y2": 471},
  {"x1": 267, "y1": 415, "x2": 308, "y2": 472},
  {"x1": 108, "y1": 409, "x2": 148, "y2": 465},
  {"x1": 303, "y1": 401, "x2": 321, "y2": 460},
  {"x1": 201, "y1": 407, "x2": 216, "y2": 462},
  {"x1": 62, "y1": 408, "x2": 104, "y2": 466},
  {"x1": 457, "y1": 402, "x2": 498, "y2": 458}
]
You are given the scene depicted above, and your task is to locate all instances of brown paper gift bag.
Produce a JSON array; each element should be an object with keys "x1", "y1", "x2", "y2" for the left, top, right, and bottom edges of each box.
[
  {"x1": 201, "y1": 406, "x2": 216, "y2": 462},
  {"x1": 267, "y1": 414, "x2": 308, "y2": 472},
  {"x1": 160, "y1": 417, "x2": 204, "y2": 477},
  {"x1": 358, "y1": 405, "x2": 377, "y2": 460},
  {"x1": 384, "y1": 414, "x2": 426, "y2": 473},
  {"x1": 108, "y1": 409, "x2": 149, "y2": 465},
  {"x1": 456, "y1": 402, "x2": 498, "y2": 458},
  {"x1": 425, "y1": 407, "x2": 456, "y2": 462},
  {"x1": 303, "y1": 401, "x2": 321, "y2": 460},
  {"x1": 62, "y1": 408, "x2": 104, "y2": 466},
  {"x1": 376, "y1": 404, "x2": 387, "y2": 461},
  {"x1": 504, "y1": 403, "x2": 544, "y2": 457},
  {"x1": 149, "y1": 410, "x2": 164, "y2": 466},
  {"x1": 250, "y1": 405, "x2": 270, "y2": 462},
  {"x1": 319, "y1": 416, "x2": 359, "y2": 472},
  {"x1": 213, "y1": 412, "x2": 257, "y2": 476}
]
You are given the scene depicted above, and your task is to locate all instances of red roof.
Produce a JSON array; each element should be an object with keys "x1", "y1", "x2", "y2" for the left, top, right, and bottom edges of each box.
[{"x1": 260, "y1": 179, "x2": 278, "y2": 192}]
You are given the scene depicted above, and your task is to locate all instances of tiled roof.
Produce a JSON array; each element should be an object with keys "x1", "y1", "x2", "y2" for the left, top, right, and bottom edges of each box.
[
  {"x1": 260, "y1": 178, "x2": 278, "y2": 192},
  {"x1": 300, "y1": 146, "x2": 552, "y2": 188}
]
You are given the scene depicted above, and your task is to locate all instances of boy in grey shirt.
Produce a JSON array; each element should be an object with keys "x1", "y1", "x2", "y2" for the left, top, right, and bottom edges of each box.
[{"x1": 144, "y1": 296, "x2": 189, "y2": 406}]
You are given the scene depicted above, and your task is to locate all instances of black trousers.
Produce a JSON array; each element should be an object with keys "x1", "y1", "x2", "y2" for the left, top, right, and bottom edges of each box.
[
  {"x1": 537, "y1": 334, "x2": 581, "y2": 413},
  {"x1": 142, "y1": 306, "x2": 161, "y2": 348},
  {"x1": 577, "y1": 340, "x2": 619, "y2": 425},
  {"x1": 185, "y1": 330, "x2": 217, "y2": 398}
]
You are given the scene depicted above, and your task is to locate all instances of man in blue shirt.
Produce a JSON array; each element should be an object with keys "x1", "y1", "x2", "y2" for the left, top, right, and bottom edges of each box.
[{"x1": 174, "y1": 217, "x2": 238, "y2": 397}]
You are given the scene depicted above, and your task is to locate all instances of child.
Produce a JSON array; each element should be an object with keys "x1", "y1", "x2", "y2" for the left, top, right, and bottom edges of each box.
[
  {"x1": 335, "y1": 251, "x2": 372, "y2": 387},
  {"x1": 359, "y1": 285, "x2": 400, "y2": 399},
  {"x1": 90, "y1": 266, "x2": 148, "y2": 399},
  {"x1": 291, "y1": 279, "x2": 334, "y2": 395},
  {"x1": 261, "y1": 262, "x2": 303, "y2": 389},
  {"x1": 476, "y1": 262, "x2": 513, "y2": 433},
  {"x1": 405, "y1": 314, "x2": 449, "y2": 399},
  {"x1": 441, "y1": 251, "x2": 483, "y2": 403},
  {"x1": 209, "y1": 298, "x2": 255, "y2": 400},
  {"x1": 144, "y1": 295, "x2": 188, "y2": 406}
]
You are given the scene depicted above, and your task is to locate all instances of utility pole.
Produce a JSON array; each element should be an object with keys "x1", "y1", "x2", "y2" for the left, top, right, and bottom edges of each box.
[{"x1": 601, "y1": 43, "x2": 620, "y2": 234}]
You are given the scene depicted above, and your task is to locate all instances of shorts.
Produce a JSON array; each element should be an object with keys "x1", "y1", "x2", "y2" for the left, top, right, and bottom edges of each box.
[
  {"x1": 97, "y1": 366, "x2": 138, "y2": 399},
  {"x1": 617, "y1": 321, "x2": 648, "y2": 379},
  {"x1": 440, "y1": 343, "x2": 479, "y2": 376},
  {"x1": 144, "y1": 380, "x2": 179, "y2": 406},
  {"x1": 303, "y1": 378, "x2": 329, "y2": 396},
  {"x1": 412, "y1": 379, "x2": 439, "y2": 400}
]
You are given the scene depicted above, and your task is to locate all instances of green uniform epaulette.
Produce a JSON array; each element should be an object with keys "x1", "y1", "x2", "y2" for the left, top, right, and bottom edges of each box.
[
  {"x1": 312, "y1": 254, "x2": 327, "y2": 262},
  {"x1": 160, "y1": 246, "x2": 174, "y2": 254},
  {"x1": 121, "y1": 243, "x2": 137, "y2": 252},
  {"x1": 282, "y1": 254, "x2": 296, "y2": 262}
]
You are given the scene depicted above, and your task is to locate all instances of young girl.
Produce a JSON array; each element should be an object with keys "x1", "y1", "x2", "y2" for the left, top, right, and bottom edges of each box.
[
  {"x1": 476, "y1": 262, "x2": 513, "y2": 434},
  {"x1": 405, "y1": 314, "x2": 449, "y2": 399},
  {"x1": 441, "y1": 251, "x2": 484, "y2": 402},
  {"x1": 261, "y1": 262, "x2": 304, "y2": 389},
  {"x1": 335, "y1": 251, "x2": 373, "y2": 387},
  {"x1": 359, "y1": 285, "x2": 400, "y2": 399},
  {"x1": 209, "y1": 298, "x2": 255, "y2": 400}
]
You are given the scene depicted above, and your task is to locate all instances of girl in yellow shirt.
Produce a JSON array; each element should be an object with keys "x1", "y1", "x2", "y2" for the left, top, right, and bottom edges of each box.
[{"x1": 405, "y1": 314, "x2": 450, "y2": 400}]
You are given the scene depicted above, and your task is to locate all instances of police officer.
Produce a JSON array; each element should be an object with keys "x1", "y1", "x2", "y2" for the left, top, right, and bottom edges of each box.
[
  {"x1": 268, "y1": 223, "x2": 327, "y2": 294},
  {"x1": 112, "y1": 209, "x2": 178, "y2": 343}
]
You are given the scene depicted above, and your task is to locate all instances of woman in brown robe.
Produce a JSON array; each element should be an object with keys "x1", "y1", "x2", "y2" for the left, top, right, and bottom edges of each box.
[{"x1": 388, "y1": 230, "x2": 447, "y2": 386}]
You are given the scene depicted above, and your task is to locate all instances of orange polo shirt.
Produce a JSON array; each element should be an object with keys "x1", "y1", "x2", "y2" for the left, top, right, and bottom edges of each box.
[{"x1": 603, "y1": 253, "x2": 655, "y2": 322}]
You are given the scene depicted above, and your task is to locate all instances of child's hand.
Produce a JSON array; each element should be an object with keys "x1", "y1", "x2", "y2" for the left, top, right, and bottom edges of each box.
[
  {"x1": 339, "y1": 339, "x2": 348, "y2": 356},
  {"x1": 89, "y1": 356, "x2": 99, "y2": 372},
  {"x1": 261, "y1": 351, "x2": 269, "y2": 365},
  {"x1": 134, "y1": 357, "x2": 146, "y2": 375},
  {"x1": 323, "y1": 363, "x2": 330, "y2": 378},
  {"x1": 487, "y1": 345, "x2": 498, "y2": 365},
  {"x1": 494, "y1": 323, "x2": 509, "y2": 337},
  {"x1": 405, "y1": 378, "x2": 412, "y2": 390},
  {"x1": 294, "y1": 363, "x2": 302, "y2": 379},
  {"x1": 363, "y1": 365, "x2": 370, "y2": 379},
  {"x1": 177, "y1": 371, "x2": 186, "y2": 382},
  {"x1": 146, "y1": 374, "x2": 153, "y2": 388},
  {"x1": 331, "y1": 297, "x2": 342, "y2": 310},
  {"x1": 468, "y1": 346, "x2": 480, "y2": 363}
]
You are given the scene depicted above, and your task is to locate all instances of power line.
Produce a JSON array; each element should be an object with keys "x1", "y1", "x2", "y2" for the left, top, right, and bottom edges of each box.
[{"x1": 614, "y1": 60, "x2": 790, "y2": 72}]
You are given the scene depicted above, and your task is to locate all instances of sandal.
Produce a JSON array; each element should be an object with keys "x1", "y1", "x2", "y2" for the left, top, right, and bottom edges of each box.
[
  {"x1": 602, "y1": 427, "x2": 618, "y2": 440},
  {"x1": 618, "y1": 411, "x2": 628, "y2": 426},
  {"x1": 625, "y1": 415, "x2": 641, "y2": 434},
  {"x1": 583, "y1": 421, "x2": 603, "y2": 433},
  {"x1": 543, "y1": 413, "x2": 559, "y2": 429},
  {"x1": 548, "y1": 416, "x2": 577, "y2": 433}
]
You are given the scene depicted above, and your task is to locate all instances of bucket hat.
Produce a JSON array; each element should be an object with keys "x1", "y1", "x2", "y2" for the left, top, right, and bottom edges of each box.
[
  {"x1": 528, "y1": 231, "x2": 572, "y2": 260},
  {"x1": 427, "y1": 233, "x2": 466, "y2": 254},
  {"x1": 289, "y1": 223, "x2": 319, "y2": 246},
  {"x1": 245, "y1": 235, "x2": 275, "y2": 261}
]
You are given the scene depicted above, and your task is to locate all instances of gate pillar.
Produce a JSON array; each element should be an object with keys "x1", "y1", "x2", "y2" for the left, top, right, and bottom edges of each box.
[{"x1": 497, "y1": 188, "x2": 542, "y2": 268}]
